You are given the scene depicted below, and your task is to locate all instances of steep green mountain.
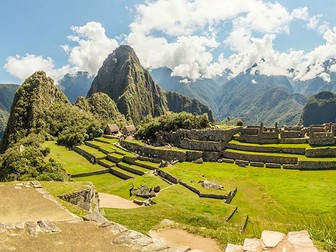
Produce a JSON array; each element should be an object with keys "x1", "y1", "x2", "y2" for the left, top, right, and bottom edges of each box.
[
  {"x1": 0, "y1": 71, "x2": 70, "y2": 152},
  {"x1": 58, "y1": 71, "x2": 93, "y2": 103},
  {"x1": 0, "y1": 84, "x2": 19, "y2": 139},
  {"x1": 300, "y1": 91, "x2": 336, "y2": 126},
  {"x1": 87, "y1": 45, "x2": 214, "y2": 124},
  {"x1": 166, "y1": 92, "x2": 214, "y2": 121},
  {"x1": 87, "y1": 45, "x2": 168, "y2": 124},
  {"x1": 75, "y1": 92, "x2": 127, "y2": 127}
]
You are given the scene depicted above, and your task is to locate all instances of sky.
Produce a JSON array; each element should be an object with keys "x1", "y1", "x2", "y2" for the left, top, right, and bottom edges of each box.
[{"x1": 1, "y1": 0, "x2": 336, "y2": 84}]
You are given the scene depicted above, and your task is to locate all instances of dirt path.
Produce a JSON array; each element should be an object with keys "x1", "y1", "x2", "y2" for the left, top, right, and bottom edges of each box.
[
  {"x1": 149, "y1": 228, "x2": 222, "y2": 252},
  {"x1": 99, "y1": 193, "x2": 141, "y2": 209},
  {"x1": 0, "y1": 185, "x2": 76, "y2": 223}
]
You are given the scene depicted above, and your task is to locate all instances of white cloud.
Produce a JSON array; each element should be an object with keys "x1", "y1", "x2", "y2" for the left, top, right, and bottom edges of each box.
[
  {"x1": 128, "y1": 0, "x2": 310, "y2": 79},
  {"x1": 3, "y1": 54, "x2": 72, "y2": 83},
  {"x1": 63, "y1": 21, "x2": 119, "y2": 76},
  {"x1": 291, "y1": 7, "x2": 309, "y2": 20},
  {"x1": 317, "y1": 21, "x2": 330, "y2": 35},
  {"x1": 306, "y1": 15, "x2": 321, "y2": 30},
  {"x1": 330, "y1": 64, "x2": 336, "y2": 72}
]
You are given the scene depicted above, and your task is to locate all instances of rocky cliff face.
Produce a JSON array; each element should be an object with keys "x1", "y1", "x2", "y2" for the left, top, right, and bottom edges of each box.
[
  {"x1": 166, "y1": 92, "x2": 214, "y2": 121},
  {"x1": 300, "y1": 91, "x2": 336, "y2": 126},
  {"x1": 0, "y1": 71, "x2": 69, "y2": 152},
  {"x1": 87, "y1": 45, "x2": 214, "y2": 124}
]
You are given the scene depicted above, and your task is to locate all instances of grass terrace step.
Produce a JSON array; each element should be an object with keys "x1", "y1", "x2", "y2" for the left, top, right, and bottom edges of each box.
[
  {"x1": 88, "y1": 140, "x2": 118, "y2": 154},
  {"x1": 75, "y1": 145, "x2": 107, "y2": 159},
  {"x1": 107, "y1": 153, "x2": 124, "y2": 163},
  {"x1": 94, "y1": 137, "x2": 119, "y2": 144},
  {"x1": 117, "y1": 162, "x2": 149, "y2": 175},
  {"x1": 134, "y1": 160, "x2": 158, "y2": 170},
  {"x1": 98, "y1": 159, "x2": 117, "y2": 168},
  {"x1": 110, "y1": 166, "x2": 137, "y2": 180}
]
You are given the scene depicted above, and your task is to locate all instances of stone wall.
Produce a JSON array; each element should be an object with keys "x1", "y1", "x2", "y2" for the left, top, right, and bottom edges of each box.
[
  {"x1": 178, "y1": 127, "x2": 241, "y2": 142},
  {"x1": 203, "y1": 151, "x2": 221, "y2": 162},
  {"x1": 157, "y1": 169, "x2": 180, "y2": 184},
  {"x1": 58, "y1": 183, "x2": 99, "y2": 212},
  {"x1": 120, "y1": 140, "x2": 204, "y2": 162},
  {"x1": 227, "y1": 143, "x2": 306, "y2": 155},
  {"x1": 305, "y1": 147, "x2": 336, "y2": 157},
  {"x1": 278, "y1": 138, "x2": 308, "y2": 144},
  {"x1": 222, "y1": 151, "x2": 298, "y2": 164},
  {"x1": 236, "y1": 135, "x2": 279, "y2": 144},
  {"x1": 280, "y1": 131, "x2": 303, "y2": 138},
  {"x1": 298, "y1": 161, "x2": 336, "y2": 170},
  {"x1": 179, "y1": 138, "x2": 223, "y2": 152}
]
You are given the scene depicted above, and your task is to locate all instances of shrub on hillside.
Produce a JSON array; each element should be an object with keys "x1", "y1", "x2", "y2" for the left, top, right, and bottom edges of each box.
[
  {"x1": 137, "y1": 112, "x2": 210, "y2": 140},
  {"x1": 39, "y1": 103, "x2": 103, "y2": 147},
  {"x1": 0, "y1": 134, "x2": 68, "y2": 181}
]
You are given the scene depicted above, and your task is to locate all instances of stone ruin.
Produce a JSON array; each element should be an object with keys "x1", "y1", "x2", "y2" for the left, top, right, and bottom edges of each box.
[
  {"x1": 237, "y1": 122, "x2": 336, "y2": 146},
  {"x1": 129, "y1": 185, "x2": 161, "y2": 198},
  {"x1": 198, "y1": 180, "x2": 224, "y2": 190}
]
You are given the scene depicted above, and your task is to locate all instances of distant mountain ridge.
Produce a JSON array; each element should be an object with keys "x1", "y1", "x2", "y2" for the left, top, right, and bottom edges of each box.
[
  {"x1": 58, "y1": 71, "x2": 93, "y2": 104},
  {"x1": 88, "y1": 45, "x2": 214, "y2": 124},
  {"x1": 151, "y1": 67, "x2": 306, "y2": 126},
  {"x1": 0, "y1": 84, "x2": 20, "y2": 140}
]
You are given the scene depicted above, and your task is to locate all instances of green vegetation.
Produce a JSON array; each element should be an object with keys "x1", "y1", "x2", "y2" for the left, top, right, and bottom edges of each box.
[
  {"x1": 137, "y1": 112, "x2": 210, "y2": 140},
  {"x1": 0, "y1": 135, "x2": 68, "y2": 181},
  {"x1": 75, "y1": 92, "x2": 127, "y2": 128}
]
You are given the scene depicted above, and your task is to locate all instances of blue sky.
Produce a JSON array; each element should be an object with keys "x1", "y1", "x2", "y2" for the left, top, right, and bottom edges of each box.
[{"x1": 1, "y1": 0, "x2": 336, "y2": 84}]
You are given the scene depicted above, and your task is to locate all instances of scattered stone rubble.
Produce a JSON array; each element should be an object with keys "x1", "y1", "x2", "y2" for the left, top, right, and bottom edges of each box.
[
  {"x1": 84, "y1": 212, "x2": 204, "y2": 252},
  {"x1": 225, "y1": 230, "x2": 319, "y2": 252}
]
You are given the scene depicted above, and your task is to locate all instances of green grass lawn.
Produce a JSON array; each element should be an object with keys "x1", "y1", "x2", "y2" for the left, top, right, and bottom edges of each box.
[
  {"x1": 95, "y1": 137, "x2": 119, "y2": 144},
  {"x1": 42, "y1": 141, "x2": 108, "y2": 174}
]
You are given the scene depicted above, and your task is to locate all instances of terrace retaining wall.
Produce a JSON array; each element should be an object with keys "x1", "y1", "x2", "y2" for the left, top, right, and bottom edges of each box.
[
  {"x1": 227, "y1": 143, "x2": 306, "y2": 155},
  {"x1": 179, "y1": 139, "x2": 223, "y2": 152},
  {"x1": 305, "y1": 148, "x2": 336, "y2": 157},
  {"x1": 73, "y1": 146, "x2": 98, "y2": 164},
  {"x1": 298, "y1": 161, "x2": 336, "y2": 170},
  {"x1": 222, "y1": 151, "x2": 298, "y2": 164}
]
